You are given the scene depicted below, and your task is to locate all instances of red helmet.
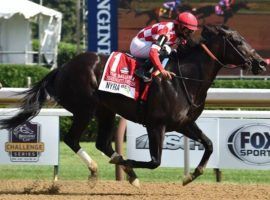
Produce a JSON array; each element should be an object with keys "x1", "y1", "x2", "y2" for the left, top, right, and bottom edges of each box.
[{"x1": 174, "y1": 12, "x2": 198, "y2": 31}]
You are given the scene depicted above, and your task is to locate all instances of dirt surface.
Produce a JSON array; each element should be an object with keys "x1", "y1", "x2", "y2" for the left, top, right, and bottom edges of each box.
[{"x1": 0, "y1": 180, "x2": 270, "y2": 200}]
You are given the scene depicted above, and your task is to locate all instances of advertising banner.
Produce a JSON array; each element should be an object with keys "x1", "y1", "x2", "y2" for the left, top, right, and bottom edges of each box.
[
  {"x1": 127, "y1": 118, "x2": 219, "y2": 168},
  {"x1": 218, "y1": 119, "x2": 270, "y2": 170},
  {"x1": 127, "y1": 118, "x2": 270, "y2": 170},
  {"x1": 0, "y1": 116, "x2": 59, "y2": 165},
  {"x1": 88, "y1": 0, "x2": 118, "y2": 54}
]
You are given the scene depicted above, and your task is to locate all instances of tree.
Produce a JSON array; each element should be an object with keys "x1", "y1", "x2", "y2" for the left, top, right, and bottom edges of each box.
[{"x1": 32, "y1": 0, "x2": 77, "y2": 43}]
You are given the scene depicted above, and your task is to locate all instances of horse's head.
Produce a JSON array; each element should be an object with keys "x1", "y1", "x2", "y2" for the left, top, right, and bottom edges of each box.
[{"x1": 201, "y1": 25, "x2": 266, "y2": 75}]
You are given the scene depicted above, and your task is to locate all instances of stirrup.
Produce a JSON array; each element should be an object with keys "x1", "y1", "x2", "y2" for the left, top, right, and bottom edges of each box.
[{"x1": 135, "y1": 68, "x2": 152, "y2": 83}]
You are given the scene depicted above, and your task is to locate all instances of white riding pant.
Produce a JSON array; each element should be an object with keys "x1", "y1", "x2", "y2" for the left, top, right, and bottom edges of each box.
[{"x1": 130, "y1": 36, "x2": 152, "y2": 59}]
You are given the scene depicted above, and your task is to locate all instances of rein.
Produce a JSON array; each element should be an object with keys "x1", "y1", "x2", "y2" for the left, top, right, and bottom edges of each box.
[
  {"x1": 200, "y1": 43, "x2": 226, "y2": 67},
  {"x1": 176, "y1": 58, "x2": 206, "y2": 109},
  {"x1": 200, "y1": 36, "x2": 252, "y2": 69},
  {"x1": 174, "y1": 34, "x2": 251, "y2": 110}
]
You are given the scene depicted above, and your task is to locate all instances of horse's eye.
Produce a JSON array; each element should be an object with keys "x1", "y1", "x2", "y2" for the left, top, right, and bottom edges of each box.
[
  {"x1": 232, "y1": 38, "x2": 242, "y2": 45},
  {"x1": 235, "y1": 40, "x2": 242, "y2": 45}
]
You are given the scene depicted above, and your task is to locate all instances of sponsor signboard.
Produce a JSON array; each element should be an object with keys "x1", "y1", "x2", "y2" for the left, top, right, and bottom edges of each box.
[
  {"x1": 127, "y1": 118, "x2": 270, "y2": 169},
  {"x1": 127, "y1": 118, "x2": 219, "y2": 168},
  {"x1": 0, "y1": 116, "x2": 59, "y2": 165},
  {"x1": 88, "y1": 0, "x2": 118, "y2": 54},
  {"x1": 218, "y1": 119, "x2": 270, "y2": 169}
]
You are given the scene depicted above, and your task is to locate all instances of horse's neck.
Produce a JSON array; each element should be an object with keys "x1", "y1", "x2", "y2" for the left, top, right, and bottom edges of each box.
[
  {"x1": 171, "y1": 44, "x2": 222, "y2": 104},
  {"x1": 175, "y1": 45, "x2": 222, "y2": 82}
]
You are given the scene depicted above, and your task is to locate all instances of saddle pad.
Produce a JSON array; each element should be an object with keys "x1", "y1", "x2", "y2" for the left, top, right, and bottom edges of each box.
[{"x1": 98, "y1": 52, "x2": 140, "y2": 100}]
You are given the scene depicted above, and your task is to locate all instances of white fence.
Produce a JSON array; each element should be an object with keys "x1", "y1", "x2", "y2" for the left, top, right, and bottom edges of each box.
[
  {"x1": 1, "y1": 87, "x2": 270, "y2": 106},
  {"x1": 0, "y1": 87, "x2": 270, "y2": 181}
]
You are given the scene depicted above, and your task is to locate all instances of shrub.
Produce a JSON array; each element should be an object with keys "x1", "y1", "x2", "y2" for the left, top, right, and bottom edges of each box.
[
  {"x1": 0, "y1": 64, "x2": 49, "y2": 87},
  {"x1": 32, "y1": 40, "x2": 77, "y2": 68},
  {"x1": 57, "y1": 42, "x2": 77, "y2": 67},
  {"x1": 213, "y1": 79, "x2": 270, "y2": 89}
]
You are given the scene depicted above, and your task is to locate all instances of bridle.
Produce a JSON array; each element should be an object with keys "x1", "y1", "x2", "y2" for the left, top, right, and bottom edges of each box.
[
  {"x1": 201, "y1": 35, "x2": 252, "y2": 69},
  {"x1": 175, "y1": 32, "x2": 253, "y2": 110}
]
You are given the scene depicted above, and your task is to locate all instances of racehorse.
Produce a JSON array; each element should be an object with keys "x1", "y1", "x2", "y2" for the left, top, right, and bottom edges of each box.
[
  {"x1": 135, "y1": 4, "x2": 192, "y2": 25},
  {"x1": 0, "y1": 25, "x2": 266, "y2": 187},
  {"x1": 193, "y1": 1, "x2": 250, "y2": 24}
]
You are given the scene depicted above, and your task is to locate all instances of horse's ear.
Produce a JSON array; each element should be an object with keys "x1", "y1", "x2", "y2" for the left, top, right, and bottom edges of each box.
[
  {"x1": 201, "y1": 24, "x2": 218, "y2": 39},
  {"x1": 217, "y1": 25, "x2": 232, "y2": 36}
]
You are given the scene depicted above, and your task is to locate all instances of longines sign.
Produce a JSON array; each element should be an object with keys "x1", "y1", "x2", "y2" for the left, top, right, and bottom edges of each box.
[{"x1": 88, "y1": 0, "x2": 118, "y2": 54}]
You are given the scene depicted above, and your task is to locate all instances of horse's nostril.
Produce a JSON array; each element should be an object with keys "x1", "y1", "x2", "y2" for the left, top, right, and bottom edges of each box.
[
  {"x1": 260, "y1": 61, "x2": 267, "y2": 67},
  {"x1": 259, "y1": 61, "x2": 267, "y2": 71},
  {"x1": 246, "y1": 61, "x2": 252, "y2": 66}
]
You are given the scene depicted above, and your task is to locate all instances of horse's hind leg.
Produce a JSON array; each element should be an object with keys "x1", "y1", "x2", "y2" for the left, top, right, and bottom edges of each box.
[
  {"x1": 181, "y1": 122, "x2": 213, "y2": 186},
  {"x1": 95, "y1": 106, "x2": 140, "y2": 187},
  {"x1": 63, "y1": 110, "x2": 98, "y2": 181}
]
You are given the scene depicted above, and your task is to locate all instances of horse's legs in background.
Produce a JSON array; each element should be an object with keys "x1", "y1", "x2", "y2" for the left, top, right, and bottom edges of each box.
[
  {"x1": 120, "y1": 125, "x2": 165, "y2": 169},
  {"x1": 95, "y1": 106, "x2": 140, "y2": 187},
  {"x1": 181, "y1": 122, "x2": 213, "y2": 186},
  {"x1": 146, "y1": 125, "x2": 165, "y2": 168},
  {"x1": 95, "y1": 106, "x2": 115, "y2": 157},
  {"x1": 63, "y1": 110, "x2": 98, "y2": 180},
  {"x1": 223, "y1": 14, "x2": 230, "y2": 24}
]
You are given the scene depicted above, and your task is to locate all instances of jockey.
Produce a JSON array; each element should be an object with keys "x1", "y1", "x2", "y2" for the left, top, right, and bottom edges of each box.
[
  {"x1": 215, "y1": 0, "x2": 235, "y2": 15},
  {"x1": 130, "y1": 12, "x2": 198, "y2": 82},
  {"x1": 163, "y1": 0, "x2": 181, "y2": 18}
]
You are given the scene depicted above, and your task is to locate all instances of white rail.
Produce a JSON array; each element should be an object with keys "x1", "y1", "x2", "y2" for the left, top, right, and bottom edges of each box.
[
  {"x1": 0, "y1": 108, "x2": 72, "y2": 116},
  {"x1": 1, "y1": 87, "x2": 270, "y2": 107}
]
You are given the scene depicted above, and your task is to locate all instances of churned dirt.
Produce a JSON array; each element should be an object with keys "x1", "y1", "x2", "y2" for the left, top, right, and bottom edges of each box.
[{"x1": 0, "y1": 180, "x2": 270, "y2": 200}]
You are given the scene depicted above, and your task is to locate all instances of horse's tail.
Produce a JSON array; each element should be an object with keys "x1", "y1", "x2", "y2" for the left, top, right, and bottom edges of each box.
[{"x1": 0, "y1": 69, "x2": 59, "y2": 130}]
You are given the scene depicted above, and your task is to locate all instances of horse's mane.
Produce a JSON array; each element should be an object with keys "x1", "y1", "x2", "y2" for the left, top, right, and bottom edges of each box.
[
  {"x1": 172, "y1": 24, "x2": 231, "y2": 61},
  {"x1": 174, "y1": 37, "x2": 204, "y2": 61}
]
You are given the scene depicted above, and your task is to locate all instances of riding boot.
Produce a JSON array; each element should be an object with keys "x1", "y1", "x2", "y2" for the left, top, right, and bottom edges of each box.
[{"x1": 135, "y1": 60, "x2": 153, "y2": 83}]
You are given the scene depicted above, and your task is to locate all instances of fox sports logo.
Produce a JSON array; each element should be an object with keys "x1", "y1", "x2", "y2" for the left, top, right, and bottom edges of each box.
[{"x1": 227, "y1": 123, "x2": 270, "y2": 165}]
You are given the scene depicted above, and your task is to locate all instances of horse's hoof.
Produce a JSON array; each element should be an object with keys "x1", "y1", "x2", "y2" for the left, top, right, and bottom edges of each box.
[
  {"x1": 129, "y1": 177, "x2": 140, "y2": 188},
  {"x1": 88, "y1": 173, "x2": 98, "y2": 188},
  {"x1": 109, "y1": 153, "x2": 123, "y2": 164},
  {"x1": 182, "y1": 174, "x2": 193, "y2": 186},
  {"x1": 87, "y1": 161, "x2": 98, "y2": 188}
]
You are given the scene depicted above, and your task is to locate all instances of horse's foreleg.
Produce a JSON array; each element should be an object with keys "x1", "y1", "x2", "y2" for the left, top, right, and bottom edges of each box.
[
  {"x1": 110, "y1": 125, "x2": 165, "y2": 187},
  {"x1": 117, "y1": 125, "x2": 165, "y2": 169},
  {"x1": 181, "y1": 122, "x2": 213, "y2": 186},
  {"x1": 109, "y1": 152, "x2": 140, "y2": 187},
  {"x1": 95, "y1": 107, "x2": 140, "y2": 187},
  {"x1": 63, "y1": 111, "x2": 98, "y2": 181}
]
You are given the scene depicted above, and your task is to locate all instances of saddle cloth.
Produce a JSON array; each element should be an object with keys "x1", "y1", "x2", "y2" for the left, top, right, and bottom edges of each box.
[{"x1": 98, "y1": 52, "x2": 142, "y2": 100}]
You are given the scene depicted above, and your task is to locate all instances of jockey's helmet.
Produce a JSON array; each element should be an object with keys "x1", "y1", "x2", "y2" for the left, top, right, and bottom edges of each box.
[{"x1": 174, "y1": 12, "x2": 198, "y2": 31}]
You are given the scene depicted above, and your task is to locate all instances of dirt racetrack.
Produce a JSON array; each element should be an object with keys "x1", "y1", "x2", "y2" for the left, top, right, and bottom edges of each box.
[{"x1": 0, "y1": 180, "x2": 270, "y2": 200}]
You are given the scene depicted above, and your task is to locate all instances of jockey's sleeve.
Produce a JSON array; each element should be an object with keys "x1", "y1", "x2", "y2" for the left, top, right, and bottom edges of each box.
[{"x1": 149, "y1": 35, "x2": 168, "y2": 72}]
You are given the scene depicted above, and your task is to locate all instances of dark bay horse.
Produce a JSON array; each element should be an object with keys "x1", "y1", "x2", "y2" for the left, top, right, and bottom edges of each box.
[
  {"x1": 0, "y1": 25, "x2": 266, "y2": 187},
  {"x1": 193, "y1": 1, "x2": 250, "y2": 24},
  {"x1": 135, "y1": 4, "x2": 192, "y2": 25}
]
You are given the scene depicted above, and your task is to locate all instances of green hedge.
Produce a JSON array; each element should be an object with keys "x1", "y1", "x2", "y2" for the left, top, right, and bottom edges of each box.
[
  {"x1": 57, "y1": 42, "x2": 77, "y2": 67},
  {"x1": 32, "y1": 40, "x2": 77, "y2": 68},
  {"x1": 213, "y1": 79, "x2": 270, "y2": 89},
  {"x1": 0, "y1": 64, "x2": 50, "y2": 87}
]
